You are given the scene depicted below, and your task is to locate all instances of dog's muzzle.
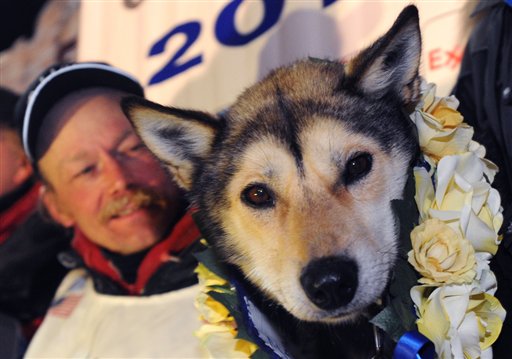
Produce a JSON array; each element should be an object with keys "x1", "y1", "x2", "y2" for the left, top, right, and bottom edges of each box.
[{"x1": 300, "y1": 256, "x2": 358, "y2": 311}]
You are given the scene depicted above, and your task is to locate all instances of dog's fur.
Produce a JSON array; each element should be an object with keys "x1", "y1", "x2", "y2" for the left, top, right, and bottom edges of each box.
[{"x1": 123, "y1": 5, "x2": 422, "y2": 358}]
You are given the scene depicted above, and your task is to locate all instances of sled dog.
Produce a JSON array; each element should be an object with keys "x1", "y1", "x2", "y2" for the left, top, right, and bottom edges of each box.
[{"x1": 124, "y1": 5, "x2": 422, "y2": 358}]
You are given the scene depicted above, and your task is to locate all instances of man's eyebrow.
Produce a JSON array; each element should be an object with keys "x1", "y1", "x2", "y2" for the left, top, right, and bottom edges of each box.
[
  {"x1": 63, "y1": 151, "x2": 92, "y2": 165},
  {"x1": 114, "y1": 129, "x2": 138, "y2": 147},
  {"x1": 59, "y1": 129, "x2": 136, "y2": 172},
  {"x1": 58, "y1": 151, "x2": 93, "y2": 179}
]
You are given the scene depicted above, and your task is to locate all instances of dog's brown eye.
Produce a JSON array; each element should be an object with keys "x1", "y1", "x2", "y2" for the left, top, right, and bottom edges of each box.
[
  {"x1": 242, "y1": 184, "x2": 275, "y2": 209},
  {"x1": 345, "y1": 153, "x2": 372, "y2": 185}
]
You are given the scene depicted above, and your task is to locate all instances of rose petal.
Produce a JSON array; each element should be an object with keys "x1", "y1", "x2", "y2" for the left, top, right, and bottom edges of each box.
[
  {"x1": 414, "y1": 166, "x2": 435, "y2": 221},
  {"x1": 429, "y1": 209, "x2": 461, "y2": 222},
  {"x1": 421, "y1": 82, "x2": 437, "y2": 111},
  {"x1": 465, "y1": 210, "x2": 498, "y2": 254},
  {"x1": 457, "y1": 311, "x2": 480, "y2": 357},
  {"x1": 436, "y1": 156, "x2": 459, "y2": 206},
  {"x1": 442, "y1": 285, "x2": 471, "y2": 327},
  {"x1": 431, "y1": 105, "x2": 463, "y2": 128},
  {"x1": 195, "y1": 324, "x2": 257, "y2": 358},
  {"x1": 424, "y1": 126, "x2": 473, "y2": 160},
  {"x1": 487, "y1": 189, "x2": 501, "y2": 216}
]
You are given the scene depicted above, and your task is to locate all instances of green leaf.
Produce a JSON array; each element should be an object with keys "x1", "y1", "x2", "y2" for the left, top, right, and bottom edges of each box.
[
  {"x1": 207, "y1": 284, "x2": 233, "y2": 293},
  {"x1": 192, "y1": 212, "x2": 265, "y2": 355},
  {"x1": 207, "y1": 290, "x2": 254, "y2": 342},
  {"x1": 208, "y1": 290, "x2": 238, "y2": 315},
  {"x1": 251, "y1": 348, "x2": 271, "y2": 359},
  {"x1": 374, "y1": 169, "x2": 420, "y2": 340},
  {"x1": 235, "y1": 322, "x2": 255, "y2": 343},
  {"x1": 370, "y1": 306, "x2": 406, "y2": 342},
  {"x1": 391, "y1": 168, "x2": 418, "y2": 258},
  {"x1": 194, "y1": 245, "x2": 231, "y2": 280},
  {"x1": 388, "y1": 259, "x2": 418, "y2": 332}
]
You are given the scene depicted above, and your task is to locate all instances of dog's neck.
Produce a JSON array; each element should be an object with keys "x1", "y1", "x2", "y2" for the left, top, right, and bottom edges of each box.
[{"x1": 225, "y1": 265, "x2": 394, "y2": 359}]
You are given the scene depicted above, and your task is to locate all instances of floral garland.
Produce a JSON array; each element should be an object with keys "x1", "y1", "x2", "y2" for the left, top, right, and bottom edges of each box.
[
  {"x1": 194, "y1": 242, "x2": 263, "y2": 358},
  {"x1": 194, "y1": 81, "x2": 506, "y2": 359},
  {"x1": 407, "y1": 81, "x2": 505, "y2": 358}
]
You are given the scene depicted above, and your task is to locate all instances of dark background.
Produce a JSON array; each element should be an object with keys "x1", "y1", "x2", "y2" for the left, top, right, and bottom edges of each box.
[{"x1": 1, "y1": 1, "x2": 48, "y2": 52}]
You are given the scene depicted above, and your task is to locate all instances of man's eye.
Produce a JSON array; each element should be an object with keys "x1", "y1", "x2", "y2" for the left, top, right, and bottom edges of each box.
[
  {"x1": 76, "y1": 165, "x2": 95, "y2": 177},
  {"x1": 122, "y1": 142, "x2": 148, "y2": 156},
  {"x1": 130, "y1": 143, "x2": 145, "y2": 152}
]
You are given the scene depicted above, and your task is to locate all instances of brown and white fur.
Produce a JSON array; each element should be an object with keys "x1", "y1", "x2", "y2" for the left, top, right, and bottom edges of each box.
[{"x1": 123, "y1": 5, "x2": 422, "y2": 358}]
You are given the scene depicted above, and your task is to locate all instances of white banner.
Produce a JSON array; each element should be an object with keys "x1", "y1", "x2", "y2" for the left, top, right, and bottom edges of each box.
[{"x1": 78, "y1": 0, "x2": 473, "y2": 112}]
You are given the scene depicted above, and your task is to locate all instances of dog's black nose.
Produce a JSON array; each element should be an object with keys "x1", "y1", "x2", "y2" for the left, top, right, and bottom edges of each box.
[{"x1": 300, "y1": 257, "x2": 358, "y2": 311}]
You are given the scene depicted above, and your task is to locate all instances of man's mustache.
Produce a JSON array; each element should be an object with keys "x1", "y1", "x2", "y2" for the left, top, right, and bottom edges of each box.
[{"x1": 100, "y1": 188, "x2": 168, "y2": 223}]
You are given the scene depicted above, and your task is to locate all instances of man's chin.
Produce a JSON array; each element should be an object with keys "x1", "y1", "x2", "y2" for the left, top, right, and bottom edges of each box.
[{"x1": 103, "y1": 231, "x2": 161, "y2": 255}]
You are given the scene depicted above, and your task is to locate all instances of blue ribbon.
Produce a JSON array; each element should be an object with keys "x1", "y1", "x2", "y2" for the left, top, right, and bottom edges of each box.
[{"x1": 394, "y1": 331, "x2": 436, "y2": 359}]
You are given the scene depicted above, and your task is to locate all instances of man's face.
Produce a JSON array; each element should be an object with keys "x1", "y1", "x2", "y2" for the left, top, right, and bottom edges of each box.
[
  {"x1": 0, "y1": 128, "x2": 32, "y2": 197},
  {"x1": 39, "y1": 89, "x2": 182, "y2": 254}
]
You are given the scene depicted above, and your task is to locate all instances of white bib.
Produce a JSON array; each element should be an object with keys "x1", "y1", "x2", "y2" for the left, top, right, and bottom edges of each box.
[{"x1": 25, "y1": 269, "x2": 207, "y2": 358}]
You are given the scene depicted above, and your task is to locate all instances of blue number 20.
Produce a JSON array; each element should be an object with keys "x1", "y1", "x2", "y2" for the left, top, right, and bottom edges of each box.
[
  {"x1": 148, "y1": 21, "x2": 202, "y2": 85},
  {"x1": 215, "y1": 0, "x2": 284, "y2": 46},
  {"x1": 147, "y1": 0, "x2": 338, "y2": 85}
]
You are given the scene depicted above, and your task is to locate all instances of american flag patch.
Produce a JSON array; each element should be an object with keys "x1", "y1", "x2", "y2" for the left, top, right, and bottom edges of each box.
[{"x1": 48, "y1": 294, "x2": 83, "y2": 317}]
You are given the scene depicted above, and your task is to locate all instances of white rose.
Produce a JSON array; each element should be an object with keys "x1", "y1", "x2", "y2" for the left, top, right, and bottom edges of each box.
[
  {"x1": 411, "y1": 284, "x2": 506, "y2": 359},
  {"x1": 429, "y1": 153, "x2": 502, "y2": 254},
  {"x1": 408, "y1": 219, "x2": 476, "y2": 285}
]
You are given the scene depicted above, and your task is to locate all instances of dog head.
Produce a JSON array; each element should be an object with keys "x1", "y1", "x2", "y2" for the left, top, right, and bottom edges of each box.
[{"x1": 123, "y1": 5, "x2": 421, "y2": 323}]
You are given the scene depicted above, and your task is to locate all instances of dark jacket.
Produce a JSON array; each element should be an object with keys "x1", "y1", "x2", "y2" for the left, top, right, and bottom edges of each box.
[
  {"x1": 453, "y1": 0, "x2": 512, "y2": 210},
  {"x1": 61, "y1": 210, "x2": 201, "y2": 296},
  {"x1": 0, "y1": 179, "x2": 71, "y2": 340},
  {"x1": 0, "y1": 213, "x2": 71, "y2": 324},
  {"x1": 0, "y1": 312, "x2": 25, "y2": 359},
  {"x1": 452, "y1": 1, "x2": 512, "y2": 356}
]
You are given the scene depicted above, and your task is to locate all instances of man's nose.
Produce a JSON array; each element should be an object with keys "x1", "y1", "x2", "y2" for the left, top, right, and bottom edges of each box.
[{"x1": 103, "y1": 154, "x2": 132, "y2": 193}]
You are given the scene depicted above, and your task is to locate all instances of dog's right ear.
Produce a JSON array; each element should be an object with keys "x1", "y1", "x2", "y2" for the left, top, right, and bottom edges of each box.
[
  {"x1": 122, "y1": 96, "x2": 219, "y2": 190},
  {"x1": 343, "y1": 5, "x2": 421, "y2": 106}
]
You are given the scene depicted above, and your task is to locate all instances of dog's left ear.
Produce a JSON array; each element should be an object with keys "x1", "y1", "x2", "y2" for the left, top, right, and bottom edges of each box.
[
  {"x1": 122, "y1": 96, "x2": 219, "y2": 190},
  {"x1": 344, "y1": 5, "x2": 421, "y2": 106}
]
